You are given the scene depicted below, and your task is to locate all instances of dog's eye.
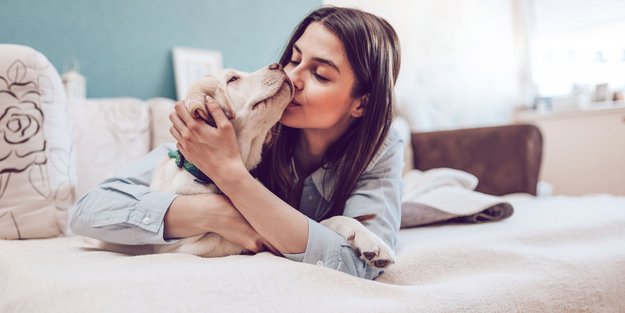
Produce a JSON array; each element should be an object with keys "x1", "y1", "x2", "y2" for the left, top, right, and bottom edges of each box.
[{"x1": 227, "y1": 76, "x2": 239, "y2": 83}]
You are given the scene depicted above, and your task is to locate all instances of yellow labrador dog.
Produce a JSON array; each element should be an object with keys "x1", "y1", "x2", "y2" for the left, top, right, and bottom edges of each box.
[{"x1": 99, "y1": 63, "x2": 394, "y2": 268}]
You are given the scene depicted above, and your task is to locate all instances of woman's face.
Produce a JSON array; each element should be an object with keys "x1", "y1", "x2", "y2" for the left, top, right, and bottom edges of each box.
[{"x1": 280, "y1": 22, "x2": 363, "y2": 132}]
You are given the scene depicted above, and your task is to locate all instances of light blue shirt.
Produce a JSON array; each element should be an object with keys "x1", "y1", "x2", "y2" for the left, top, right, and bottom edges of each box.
[{"x1": 70, "y1": 128, "x2": 404, "y2": 280}]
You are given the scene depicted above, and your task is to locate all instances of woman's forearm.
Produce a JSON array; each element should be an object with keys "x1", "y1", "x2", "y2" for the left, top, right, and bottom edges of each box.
[
  {"x1": 164, "y1": 192, "x2": 279, "y2": 254},
  {"x1": 163, "y1": 193, "x2": 225, "y2": 239},
  {"x1": 216, "y1": 169, "x2": 309, "y2": 254}
]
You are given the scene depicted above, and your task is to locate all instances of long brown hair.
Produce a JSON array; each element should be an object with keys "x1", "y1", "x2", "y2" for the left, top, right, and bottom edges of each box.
[{"x1": 254, "y1": 6, "x2": 401, "y2": 221}]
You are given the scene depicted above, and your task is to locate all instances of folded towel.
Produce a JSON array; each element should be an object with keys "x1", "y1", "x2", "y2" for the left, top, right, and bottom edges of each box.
[{"x1": 400, "y1": 168, "x2": 514, "y2": 228}]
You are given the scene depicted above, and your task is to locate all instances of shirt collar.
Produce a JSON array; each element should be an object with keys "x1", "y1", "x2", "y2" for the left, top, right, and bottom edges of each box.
[
  {"x1": 287, "y1": 127, "x2": 401, "y2": 204},
  {"x1": 289, "y1": 157, "x2": 335, "y2": 202}
]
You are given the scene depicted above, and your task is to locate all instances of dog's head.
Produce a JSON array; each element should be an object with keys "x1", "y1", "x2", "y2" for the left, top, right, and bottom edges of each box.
[{"x1": 184, "y1": 63, "x2": 294, "y2": 169}]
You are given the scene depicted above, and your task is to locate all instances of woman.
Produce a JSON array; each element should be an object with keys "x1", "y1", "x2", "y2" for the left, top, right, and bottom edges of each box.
[{"x1": 71, "y1": 6, "x2": 403, "y2": 280}]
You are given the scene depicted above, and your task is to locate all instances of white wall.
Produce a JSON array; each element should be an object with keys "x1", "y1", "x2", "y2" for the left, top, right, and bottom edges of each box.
[{"x1": 324, "y1": 0, "x2": 530, "y2": 131}]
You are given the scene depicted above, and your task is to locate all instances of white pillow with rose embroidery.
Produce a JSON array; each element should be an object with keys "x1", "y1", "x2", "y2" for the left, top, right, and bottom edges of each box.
[{"x1": 0, "y1": 44, "x2": 75, "y2": 239}]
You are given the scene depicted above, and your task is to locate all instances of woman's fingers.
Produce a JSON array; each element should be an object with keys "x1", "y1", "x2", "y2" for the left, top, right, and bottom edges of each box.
[
  {"x1": 176, "y1": 142, "x2": 184, "y2": 153},
  {"x1": 169, "y1": 101, "x2": 187, "y2": 127},
  {"x1": 170, "y1": 100, "x2": 213, "y2": 143},
  {"x1": 246, "y1": 238, "x2": 281, "y2": 256},
  {"x1": 174, "y1": 100, "x2": 195, "y2": 126},
  {"x1": 168, "y1": 95, "x2": 242, "y2": 182},
  {"x1": 262, "y1": 240, "x2": 282, "y2": 256},
  {"x1": 169, "y1": 115, "x2": 183, "y2": 141},
  {"x1": 170, "y1": 127, "x2": 181, "y2": 142},
  {"x1": 205, "y1": 96, "x2": 231, "y2": 129},
  {"x1": 169, "y1": 102, "x2": 188, "y2": 138},
  {"x1": 213, "y1": 202, "x2": 278, "y2": 255}
]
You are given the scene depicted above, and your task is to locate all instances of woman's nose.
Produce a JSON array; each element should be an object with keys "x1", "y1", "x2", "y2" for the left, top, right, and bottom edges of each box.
[{"x1": 285, "y1": 65, "x2": 303, "y2": 91}]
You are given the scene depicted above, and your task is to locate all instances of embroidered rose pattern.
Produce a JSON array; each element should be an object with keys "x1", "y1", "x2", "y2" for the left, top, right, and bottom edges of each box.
[
  {"x1": 0, "y1": 101, "x2": 46, "y2": 170},
  {"x1": 0, "y1": 60, "x2": 47, "y2": 198}
]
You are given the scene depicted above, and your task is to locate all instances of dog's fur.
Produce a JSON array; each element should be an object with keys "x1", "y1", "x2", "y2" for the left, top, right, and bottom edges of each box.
[{"x1": 97, "y1": 64, "x2": 394, "y2": 268}]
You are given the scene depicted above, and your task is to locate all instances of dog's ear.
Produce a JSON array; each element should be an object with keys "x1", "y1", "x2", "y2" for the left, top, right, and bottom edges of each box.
[{"x1": 185, "y1": 76, "x2": 236, "y2": 124}]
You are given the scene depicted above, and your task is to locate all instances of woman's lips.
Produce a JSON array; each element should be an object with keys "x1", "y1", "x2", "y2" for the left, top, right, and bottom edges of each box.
[{"x1": 288, "y1": 99, "x2": 302, "y2": 108}]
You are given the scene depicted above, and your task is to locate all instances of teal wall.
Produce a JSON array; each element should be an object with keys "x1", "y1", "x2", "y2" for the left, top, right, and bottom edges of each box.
[{"x1": 0, "y1": 0, "x2": 320, "y2": 99}]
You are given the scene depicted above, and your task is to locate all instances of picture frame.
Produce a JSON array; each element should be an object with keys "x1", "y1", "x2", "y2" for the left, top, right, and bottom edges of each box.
[
  {"x1": 172, "y1": 47, "x2": 223, "y2": 100},
  {"x1": 594, "y1": 83, "x2": 609, "y2": 103}
]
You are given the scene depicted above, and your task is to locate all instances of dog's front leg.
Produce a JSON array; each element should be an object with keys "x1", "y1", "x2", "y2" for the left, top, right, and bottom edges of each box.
[{"x1": 320, "y1": 215, "x2": 395, "y2": 268}]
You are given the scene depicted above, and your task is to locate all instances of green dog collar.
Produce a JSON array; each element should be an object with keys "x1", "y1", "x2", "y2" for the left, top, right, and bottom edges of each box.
[{"x1": 167, "y1": 150, "x2": 213, "y2": 185}]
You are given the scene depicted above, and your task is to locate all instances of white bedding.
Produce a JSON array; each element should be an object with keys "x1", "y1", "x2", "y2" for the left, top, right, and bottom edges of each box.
[{"x1": 1, "y1": 195, "x2": 624, "y2": 313}]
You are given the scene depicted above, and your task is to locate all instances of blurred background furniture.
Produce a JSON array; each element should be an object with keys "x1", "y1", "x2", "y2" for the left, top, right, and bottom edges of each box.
[
  {"x1": 516, "y1": 107, "x2": 625, "y2": 195},
  {"x1": 411, "y1": 124, "x2": 543, "y2": 196}
]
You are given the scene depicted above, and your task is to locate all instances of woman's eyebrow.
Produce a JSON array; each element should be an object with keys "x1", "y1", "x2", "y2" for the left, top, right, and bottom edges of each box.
[{"x1": 293, "y1": 44, "x2": 341, "y2": 74}]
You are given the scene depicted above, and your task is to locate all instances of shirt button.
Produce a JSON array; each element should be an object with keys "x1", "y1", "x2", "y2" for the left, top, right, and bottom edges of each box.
[
  {"x1": 316, "y1": 260, "x2": 324, "y2": 267},
  {"x1": 142, "y1": 216, "x2": 152, "y2": 225},
  {"x1": 307, "y1": 195, "x2": 314, "y2": 202}
]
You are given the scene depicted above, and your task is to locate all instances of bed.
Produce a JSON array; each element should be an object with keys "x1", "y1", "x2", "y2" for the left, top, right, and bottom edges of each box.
[
  {"x1": 1, "y1": 44, "x2": 624, "y2": 313},
  {"x1": 2, "y1": 194, "x2": 624, "y2": 312}
]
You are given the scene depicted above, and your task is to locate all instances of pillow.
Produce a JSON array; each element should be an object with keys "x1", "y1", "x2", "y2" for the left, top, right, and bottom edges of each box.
[
  {"x1": 68, "y1": 98, "x2": 151, "y2": 199},
  {"x1": 0, "y1": 44, "x2": 74, "y2": 239},
  {"x1": 146, "y1": 97, "x2": 176, "y2": 150},
  {"x1": 400, "y1": 168, "x2": 514, "y2": 228}
]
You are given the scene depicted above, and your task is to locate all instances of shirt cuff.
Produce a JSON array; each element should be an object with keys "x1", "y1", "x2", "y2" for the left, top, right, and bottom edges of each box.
[
  {"x1": 283, "y1": 218, "x2": 384, "y2": 280},
  {"x1": 283, "y1": 218, "x2": 351, "y2": 269},
  {"x1": 127, "y1": 191, "x2": 180, "y2": 244}
]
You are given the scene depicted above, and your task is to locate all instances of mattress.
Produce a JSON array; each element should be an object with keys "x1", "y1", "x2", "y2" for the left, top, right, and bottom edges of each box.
[{"x1": 1, "y1": 195, "x2": 624, "y2": 313}]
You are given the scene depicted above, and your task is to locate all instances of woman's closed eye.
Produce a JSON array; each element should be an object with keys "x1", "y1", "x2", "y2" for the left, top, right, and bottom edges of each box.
[
  {"x1": 313, "y1": 71, "x2": 329, "y2": 82},
  {"x1": 289, "y1": 59, "x2": 330, "y2": 83}
]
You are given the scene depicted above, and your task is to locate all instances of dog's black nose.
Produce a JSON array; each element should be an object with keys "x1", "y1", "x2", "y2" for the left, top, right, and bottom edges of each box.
[{"x1": 268, "y1": 63, "x2": 282, "y2": 70}]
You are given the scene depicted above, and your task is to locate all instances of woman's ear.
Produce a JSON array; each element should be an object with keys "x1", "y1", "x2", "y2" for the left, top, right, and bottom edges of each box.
[{"x1": 350, "y1": 94, "x2": 368, "y2": 118}]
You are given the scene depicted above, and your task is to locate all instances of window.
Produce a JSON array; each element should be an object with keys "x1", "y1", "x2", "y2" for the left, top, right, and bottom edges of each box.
[{"x1": 528, "y1": 0, "x2": 625, "y2": 100}]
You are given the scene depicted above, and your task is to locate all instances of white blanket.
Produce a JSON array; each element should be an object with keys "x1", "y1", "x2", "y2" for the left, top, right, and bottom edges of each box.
[
  {"x1": 401, "y1": 168, "x2": 514, "y2": 228},
  {"x1": 1, "y1": 195, "x2": 624, "y2": 312}
]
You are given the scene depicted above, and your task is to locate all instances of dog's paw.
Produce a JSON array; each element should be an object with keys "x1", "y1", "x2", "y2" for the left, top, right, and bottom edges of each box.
[
  {"x1": 348, "y1": 228, "x2": 395, "y2": 269},
  {"x1": 321, "y1": 216, "x2": 395, "y2": 269}
]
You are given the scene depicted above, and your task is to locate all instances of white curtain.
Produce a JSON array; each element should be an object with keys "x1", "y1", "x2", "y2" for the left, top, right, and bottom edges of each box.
[
  {"x1": 528, "y1": 0, "x2": 625, "y2": 98},
  {"x1": 323, "y1": 0, "x2": 528, "y2": 131}
]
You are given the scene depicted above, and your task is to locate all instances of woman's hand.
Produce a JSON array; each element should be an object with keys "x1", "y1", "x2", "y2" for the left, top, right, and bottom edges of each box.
[
  {"x1": 169, "y1": 98, "x2": 245, "y2": 185},
  {"x1": 214, "y1": 196, "x2": 281, "y2": 256},
  {"x1": 164, "y1": 193, "x2": 279, "y2": 255}
]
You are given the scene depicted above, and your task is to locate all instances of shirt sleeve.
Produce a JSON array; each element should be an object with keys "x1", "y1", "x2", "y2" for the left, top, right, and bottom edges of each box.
[
  {"x1": 283, "y1": 129, "x2": 404, "y2": 280},
  {"x1": 69, "y1": 143, "x2": 181, "y2": 245}
]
